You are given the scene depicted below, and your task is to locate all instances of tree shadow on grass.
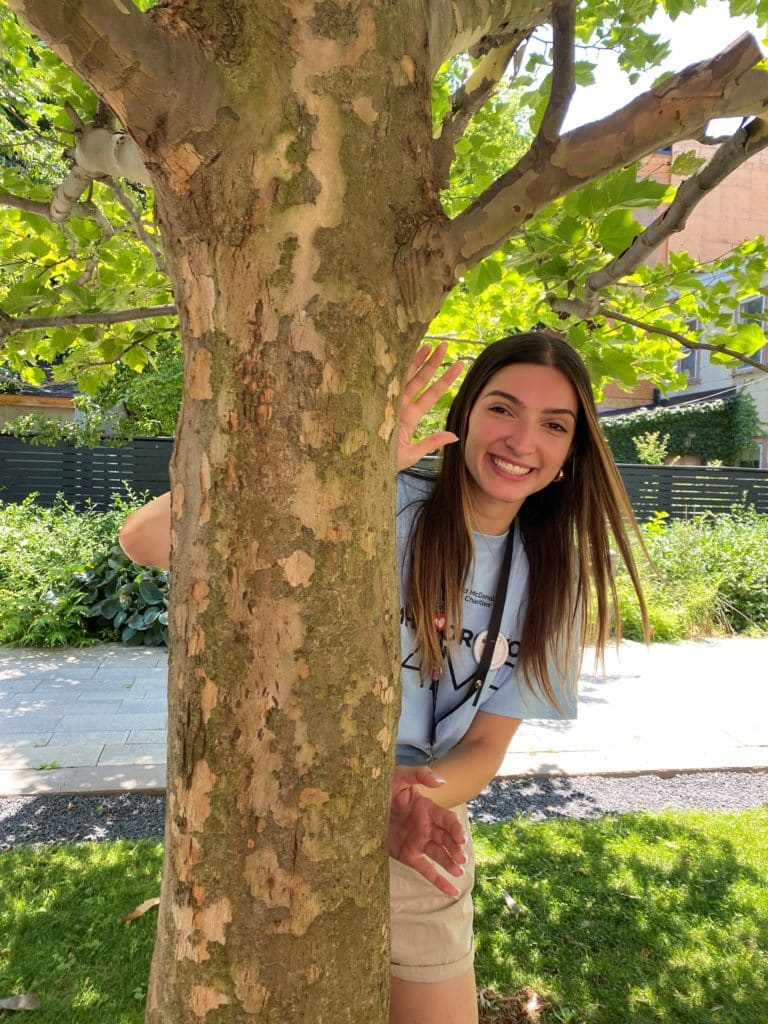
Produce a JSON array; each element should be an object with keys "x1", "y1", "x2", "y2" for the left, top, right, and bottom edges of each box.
[
  {"x1": 0, "y1": 840, "x2": 161, "y2": 1023},
  {"x1": 472, "y1": 810, "x2": 768, "y2": 1024}
]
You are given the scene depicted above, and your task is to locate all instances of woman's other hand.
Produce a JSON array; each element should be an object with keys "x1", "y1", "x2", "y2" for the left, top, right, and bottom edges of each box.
[
  {"x1": 389, "y1": 765, "x2": 468, "y2": 897},
  {"x1": 397, "y1": 343, "x2": 464, "y2": 473}
]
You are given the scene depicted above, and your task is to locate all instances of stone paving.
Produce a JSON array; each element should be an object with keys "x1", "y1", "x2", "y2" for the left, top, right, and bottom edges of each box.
[
  {"x1": 1, "y1": 637, "x2": 767, "y2": 794},
  {"x1": 0, "y1": 645, "x2": 167, "y2": 794}
]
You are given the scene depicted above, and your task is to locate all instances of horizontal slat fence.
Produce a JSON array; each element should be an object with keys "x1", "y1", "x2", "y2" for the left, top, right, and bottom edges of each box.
[
  {"x1": 0, "y1": 435, "x2": 172, "y2": 509},
  {"x1": 1, "y1": 438, "x2": 767, "y2": 519},
  {"x1": 617, "y1": 463, "x2": 768, "y2": 520}
]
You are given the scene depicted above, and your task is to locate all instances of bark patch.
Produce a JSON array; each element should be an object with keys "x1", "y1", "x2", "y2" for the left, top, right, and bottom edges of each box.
[
  {"x1": 244, "y1": 847, "x2": 322, "y2": 935},
  {"x1": 182, "y1": 270, "x2": 215, "y2": 338},
  {"x1": 187, "y1": 758, "x2": 215, "y2": 831},
  {"x1": 352, "y1": 95, "x2": 378, "y2": 124},
  {"x1": 188, "y1": 985, "x2": 229, "y2": 1018},
  {"x1": 160, "y1": 142, "x2": 205, "y2": 195},
  {"x1": 198, "y1": 672, "x2": 218, "y2": 724},
  {"x1": 188, "y1": 348, "x2": 213, "y2": 399},
  {"x1": 232, "y1": 963, "x2": 269, "y2": 1014},
  {"x1": 278, "y1": 549, "x2": 316, "y2": 588}
]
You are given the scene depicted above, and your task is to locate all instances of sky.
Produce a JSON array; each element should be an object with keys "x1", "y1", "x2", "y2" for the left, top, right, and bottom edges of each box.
[{"x1": 562, "y1": 0, "x2": 764, "y2": 131}]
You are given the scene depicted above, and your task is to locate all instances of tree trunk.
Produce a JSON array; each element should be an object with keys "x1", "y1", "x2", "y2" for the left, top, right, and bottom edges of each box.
[{"x1": 141, "y1": 5, "x2": 443, "y2": 1020}]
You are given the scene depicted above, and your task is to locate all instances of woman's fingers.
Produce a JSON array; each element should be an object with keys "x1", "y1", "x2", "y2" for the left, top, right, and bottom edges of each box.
[
  {"x1": 402, "y1": 343, "x2": 450, "y2": 401},
  {"x1": 403, "y1": 351, "x2": 464, "y2": 417},
  {"x1": 410, "y1": 857, "x2": 461, "y2": 899},
  {"x1": 398, "y1": 343, "x2": 464, "y2": 471}
]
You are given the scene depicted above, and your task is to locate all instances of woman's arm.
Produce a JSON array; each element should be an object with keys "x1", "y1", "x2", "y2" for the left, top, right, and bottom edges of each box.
[
  {"x1": 412, "y1": 711, "x2": 522, "y2": 809},
  {"x1": 118, "y1": 491, "x2": 171, "y2": 570}
]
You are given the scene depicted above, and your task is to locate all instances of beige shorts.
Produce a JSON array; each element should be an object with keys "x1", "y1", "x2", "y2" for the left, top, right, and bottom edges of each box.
[{"x1": 389, "y1": 805, "x2": 475, "y2": 982}]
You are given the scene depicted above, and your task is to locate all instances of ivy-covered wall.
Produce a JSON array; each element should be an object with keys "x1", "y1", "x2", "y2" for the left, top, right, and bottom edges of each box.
[{"x1": 601, "y1": 392, "x2": 763, "y2": 466}]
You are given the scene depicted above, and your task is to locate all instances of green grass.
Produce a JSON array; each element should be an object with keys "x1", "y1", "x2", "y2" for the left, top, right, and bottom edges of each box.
[
  {"x1": 473, "y1": 809, "x2": 768, "y2": 1023},
  {"x1": 1, "y1": 812, "x2": 766, "y2": 1022},
  {"x1": 0, "y1": 840, "x2": 162, "y2": 1023}
]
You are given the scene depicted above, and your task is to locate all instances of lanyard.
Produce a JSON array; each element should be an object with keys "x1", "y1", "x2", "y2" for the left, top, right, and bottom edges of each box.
[{"x1": 429, "y1": 524, "x2": 516, "y2": 751}]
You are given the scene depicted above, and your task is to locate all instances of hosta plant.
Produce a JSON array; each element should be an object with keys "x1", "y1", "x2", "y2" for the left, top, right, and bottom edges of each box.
[{"x1": 76, "y1": 545, "x2": 168, "y2": 646}]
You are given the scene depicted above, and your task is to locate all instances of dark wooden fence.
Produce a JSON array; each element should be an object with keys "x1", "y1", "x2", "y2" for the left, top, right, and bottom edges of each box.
[
  {"x1": 0, "y1": 435, "x2": 172, "y2": 509},
  {"x1": 617, "y1": 463, "x2": 768, "y2": 520},
  {"x1": 1, "y1": 436, "x2": 767, "y2": 519}
]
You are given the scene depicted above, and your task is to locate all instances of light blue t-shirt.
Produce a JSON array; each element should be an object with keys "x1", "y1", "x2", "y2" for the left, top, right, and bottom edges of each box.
[{"x1": 396, "y1": 473, "x2": 578, "y2": 766}]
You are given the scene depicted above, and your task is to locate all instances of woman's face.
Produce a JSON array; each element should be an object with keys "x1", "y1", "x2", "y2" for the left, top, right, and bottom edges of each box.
[{"x1": 462, "y1": 362, "x2": 579, "y2": 534}]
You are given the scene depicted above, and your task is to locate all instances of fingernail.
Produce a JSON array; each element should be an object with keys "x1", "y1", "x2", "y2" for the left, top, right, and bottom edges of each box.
[{"x1": 431, "y1": 774, "x2": 447, "y2": 784}]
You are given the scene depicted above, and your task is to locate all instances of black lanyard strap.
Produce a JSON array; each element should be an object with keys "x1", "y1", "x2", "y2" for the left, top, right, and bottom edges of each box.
[
  {"x1": 429, "y1": 523, "x2": 516, "y2": 751},
  {"x1": 470, "y1": 523, "x2": 515, "y2": 706}
]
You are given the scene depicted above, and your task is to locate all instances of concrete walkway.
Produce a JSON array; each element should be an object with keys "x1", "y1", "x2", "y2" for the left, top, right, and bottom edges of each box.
[{"x1": 0, "y1": 638, "x2": 766, "y2": 795}]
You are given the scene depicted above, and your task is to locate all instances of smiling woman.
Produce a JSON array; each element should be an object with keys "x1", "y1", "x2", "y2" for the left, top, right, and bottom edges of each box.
[{"x1": 391, "y1": 331, "x2": 649, "y2": 1023}]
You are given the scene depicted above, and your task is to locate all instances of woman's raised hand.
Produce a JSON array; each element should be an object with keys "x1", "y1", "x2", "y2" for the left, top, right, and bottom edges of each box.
[{"x1": 398, "y1": 343, "x2": 464, "y2": 473}]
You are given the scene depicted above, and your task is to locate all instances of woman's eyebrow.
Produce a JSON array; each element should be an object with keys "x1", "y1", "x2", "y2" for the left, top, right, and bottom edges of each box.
[{"x1": 484, "y1": 389, "x2": 577, "y2": 420}]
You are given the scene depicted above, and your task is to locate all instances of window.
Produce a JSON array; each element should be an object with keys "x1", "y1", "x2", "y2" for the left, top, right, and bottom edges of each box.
[
  {"x1": 739, "y1": 440, "x2": 768, "y2": 469},
  {"x1": 736, "y1": 295, "x2": 766, "y2": 367},
  {"x1": 676, "y1": 319, "x2": 700, "y2": 378}
]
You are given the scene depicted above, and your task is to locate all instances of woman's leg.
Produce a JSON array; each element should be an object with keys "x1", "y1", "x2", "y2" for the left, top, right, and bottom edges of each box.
[{"x1": 389, "y1": 970, "x2": 479, "y2": 1024}]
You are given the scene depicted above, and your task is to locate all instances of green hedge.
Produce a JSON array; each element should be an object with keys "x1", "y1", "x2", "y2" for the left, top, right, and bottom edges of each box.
[{"x1": 602, "y1": 392, "x2": 762, "y2": 466}]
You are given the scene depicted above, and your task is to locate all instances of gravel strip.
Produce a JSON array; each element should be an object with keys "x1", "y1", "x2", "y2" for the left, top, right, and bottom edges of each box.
[
  {"x1": 1, "y1": 770, "x2": 767, "y2": 849},
  {"x1": 469, "y1": 769, "x2": 768, "y2": 824},
  {"x1": 0, "y1": 793, "x2": 166, "y2": 850}
]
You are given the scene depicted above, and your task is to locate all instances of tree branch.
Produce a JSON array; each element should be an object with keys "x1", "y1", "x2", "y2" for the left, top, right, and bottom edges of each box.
[
  {"x1": 433, "y1": 30, "x2": 530, "y2": 190},
  {"x1": 0, "y1": 190, "x2": 101, "y2": 223},
  {"x1": 445, "y1": 33, "x2": 767, "y2": 272},
  {"x1": 538, "y1": 0, "x2": 576, "y2": 144},
  {"x1": 7, "y1": 0, "x2": 223, "y2": 179},
  {"x1": 0, "y1": 305, "x2": 177, "y2": 342},
  {"x1": 50, "y1": 167, "x2": 96, "y2": 224},
  {"x1": 103, "y1": 179, "x2": 166, "y2": 274},
  {"x1": 6, "y1": 0, "x2": 177, "y2": 133},
  {"x1": 73, "y1": 127, "x2": 153, "y2": 187},
  {"x1": 581, "y1": 118, "x2": 768, "y2": 314},
  {"x1": 427, "y1": 0, "x2": 549, "y2": 75},
  {"x1": 549, "y1": 298, "x2": 768, "y2": 373}
]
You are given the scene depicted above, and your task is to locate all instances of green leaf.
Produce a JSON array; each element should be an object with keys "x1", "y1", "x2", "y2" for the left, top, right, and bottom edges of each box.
[
  {"x1": 139, "y1": 606, "x2": 161, "y2": 627},
  {"x1": 670, "y1": 150, "x2": 707, "y2": 176},
  {"x1": 137, "y1": 580, "x2": 164, "y2": 605},
  {"x1": 121, "y1": 346, "x2": 149, "y2": 373},
  {"x1": 97, "y1": 597, "x2": 122, "y2": 619},
  {"x1": 573, "y1": 61, "x2": 596, "y2": 87},
  {"x1": 597, "y1": 209, "x2": 643, "y2": 256},
  {"x1": 554, "y1": 216, "x2": 587, "y2": 246},
  {"x1": 732, "y1": 322, "x2": 767, "y2": 355}
]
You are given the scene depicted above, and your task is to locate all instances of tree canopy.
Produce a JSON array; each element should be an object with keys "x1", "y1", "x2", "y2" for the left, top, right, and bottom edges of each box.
[{"x1": 2, "y1": 0, "x2": 767, "y2": 443}]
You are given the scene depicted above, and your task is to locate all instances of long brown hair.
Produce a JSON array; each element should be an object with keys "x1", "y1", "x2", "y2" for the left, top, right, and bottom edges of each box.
[{"x1": 405, "y1": 331, "x2": 648, "y2": 708}]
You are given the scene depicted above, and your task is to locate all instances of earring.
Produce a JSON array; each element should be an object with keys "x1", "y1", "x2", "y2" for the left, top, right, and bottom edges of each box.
[{"x1": 555, "y1": 467, "x2": 564, "y2": 481}]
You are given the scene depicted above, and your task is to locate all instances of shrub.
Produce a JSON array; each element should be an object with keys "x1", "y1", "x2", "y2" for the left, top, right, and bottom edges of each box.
[
  {"x1": 616, "y1": 507, "x2": 768, "y2": 641},
  {"x1": 76, "y1": 545, "x2": 168, "y2": 645},
  {"x1": 0, "y1": 493, "x2": 166, "y2": 647}
]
